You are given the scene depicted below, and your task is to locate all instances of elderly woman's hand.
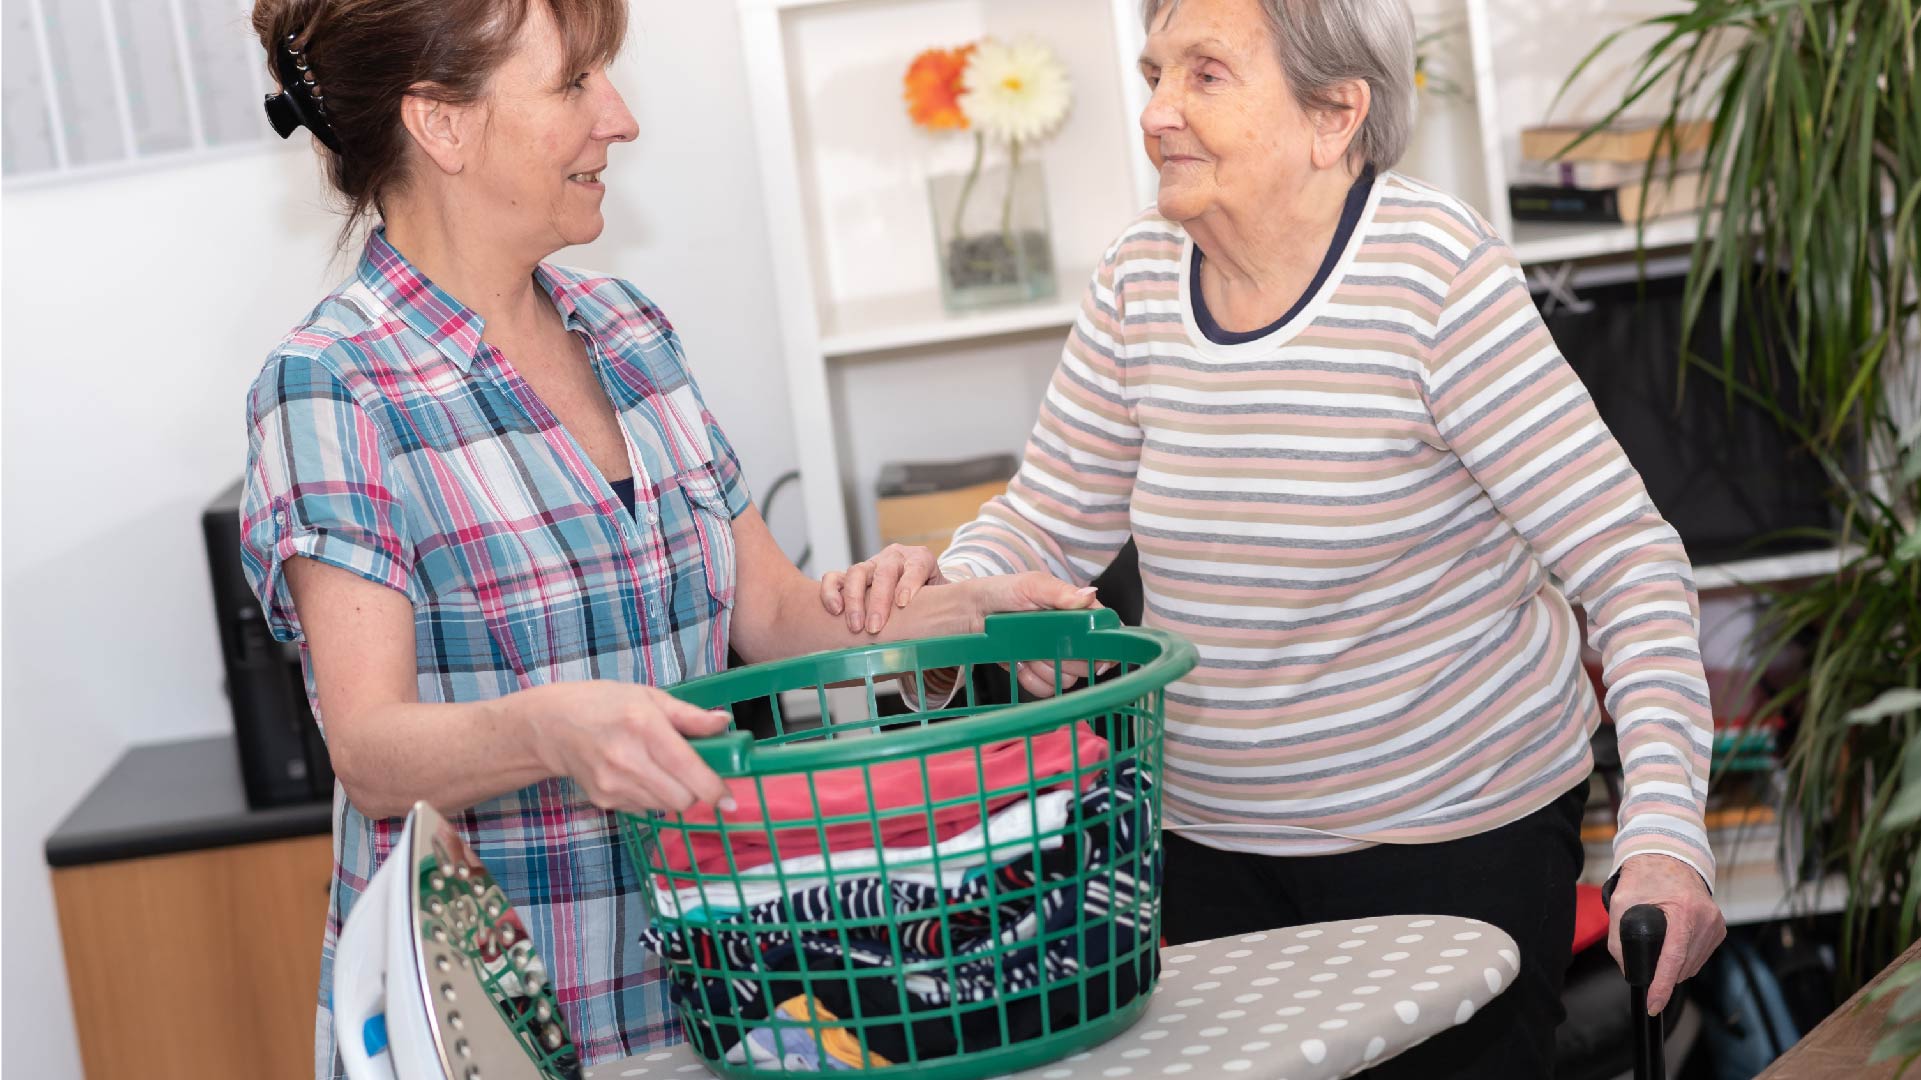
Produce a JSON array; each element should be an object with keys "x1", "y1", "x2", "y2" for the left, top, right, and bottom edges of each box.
[
  {"x1": 821, "y1": 544, "x2": 945, "y2": 634},
  {"x1": 824, "y1": 552, "x2": 1105, "y2": 697},
  {"x1": 929, "y1": 570, "x2": 1105, "y2": 697},
  {"x1": 1607, "y1": 854, "x2": 1726, "y2": 1014}
]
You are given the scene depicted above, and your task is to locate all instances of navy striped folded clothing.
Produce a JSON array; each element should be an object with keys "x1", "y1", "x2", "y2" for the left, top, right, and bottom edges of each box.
[{"x1": 640, "y1": 761, "x2": 1159, "y2": 1066}]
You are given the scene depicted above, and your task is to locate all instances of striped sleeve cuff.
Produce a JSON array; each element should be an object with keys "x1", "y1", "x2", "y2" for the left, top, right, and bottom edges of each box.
[
  {"x1": 896, "y1": 666, "x2": 966, "y2": 712},
  {"x1": 1611, "y1": 819, "x2": 1716, "y2": 893},
  {"x1": 1606, "y1": 850, "x2": 1716, "y2": 900}
]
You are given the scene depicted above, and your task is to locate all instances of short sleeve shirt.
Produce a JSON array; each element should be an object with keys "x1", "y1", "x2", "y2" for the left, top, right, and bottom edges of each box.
[{"x1": 240, "y1": 227, "x2": 752, "y2": 1076}]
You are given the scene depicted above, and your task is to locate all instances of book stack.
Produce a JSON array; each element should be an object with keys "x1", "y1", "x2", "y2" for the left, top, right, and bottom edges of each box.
[
  {"x1": 1509, "y1": 118, "x2": 1713, "y2": 225},
  {"x1": 1579, "y1": 788, "x2": 1787, "y2": 888}
]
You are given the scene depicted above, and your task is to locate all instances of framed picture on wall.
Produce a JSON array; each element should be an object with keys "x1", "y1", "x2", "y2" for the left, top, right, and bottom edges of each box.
[{"x1": 3, "y1": 0, "x2": 274, "y2": 184}]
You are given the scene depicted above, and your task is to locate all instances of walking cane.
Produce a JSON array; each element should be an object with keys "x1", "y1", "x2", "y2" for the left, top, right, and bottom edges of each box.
[{"x1": 1621, "y1": 904, "x2": 1669, "y2": 1080}]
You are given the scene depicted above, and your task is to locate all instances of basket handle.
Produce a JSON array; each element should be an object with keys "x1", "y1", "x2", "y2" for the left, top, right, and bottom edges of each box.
[
  {"x1": 982, "y1": 606, "x2": 1121, "y2": 644},
  {"x1": 683, "y1": 609, "x2": 1125, "y2": 780},
  {"x1": 689, "y1": 729, "x2": 755, "y2": 776}
]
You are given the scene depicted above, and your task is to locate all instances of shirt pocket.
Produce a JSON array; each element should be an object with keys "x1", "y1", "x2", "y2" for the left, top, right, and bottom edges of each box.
[
  {"x1": 640, "y1": 382, "x2": 738, "y2": 612},
  {"x1": 674, "y1": 462, "x2": 737, "y2": 610}
]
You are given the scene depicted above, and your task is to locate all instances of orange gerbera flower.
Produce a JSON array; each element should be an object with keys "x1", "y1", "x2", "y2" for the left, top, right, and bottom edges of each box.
[{"x1": 904, "y1": 45, "x2": 975, "y2": 131}]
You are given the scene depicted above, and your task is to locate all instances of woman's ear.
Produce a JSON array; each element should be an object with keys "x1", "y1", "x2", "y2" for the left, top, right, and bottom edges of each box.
[
  {"x1": 398, "y1": 89, "x2": 474, "y2": 176},
  {"x1": 1310, "y1": 78, "x2": 1371, "y2": 171}
]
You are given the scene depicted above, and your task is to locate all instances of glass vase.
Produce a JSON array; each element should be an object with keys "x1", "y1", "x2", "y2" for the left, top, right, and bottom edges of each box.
[{"x1": 927, "y1": 158, "x2": 1058, "y2": 313}]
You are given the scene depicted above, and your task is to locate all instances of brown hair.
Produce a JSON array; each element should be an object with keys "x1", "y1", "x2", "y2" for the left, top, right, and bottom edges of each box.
[{"x1": 251, "y1": 0, "x2": 627, "y2": 232}]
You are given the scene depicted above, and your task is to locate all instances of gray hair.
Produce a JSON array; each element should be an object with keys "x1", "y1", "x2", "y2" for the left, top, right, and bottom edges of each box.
[{"x1": 1142, "y1": 0, "x2": 1417, "y2": 171}]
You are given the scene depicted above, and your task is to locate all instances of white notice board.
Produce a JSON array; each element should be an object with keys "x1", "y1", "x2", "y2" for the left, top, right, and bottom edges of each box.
[{"x1": 3, "y1": 0, "x2": 273, "y2": 184}]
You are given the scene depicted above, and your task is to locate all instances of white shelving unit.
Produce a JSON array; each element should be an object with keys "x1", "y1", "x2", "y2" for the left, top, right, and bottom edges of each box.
[
  {"x1": 741, "y1": 0, "x2": 1788, "y2": 578},
  {"x1": 1451, "y1": 0, "x2": 1713, "y2": 253},
  {"x1": 1719, "y1": 871, "x2": 1850, "y2": 928},
  {"x1": 1693, "y1": 547, "x2": 1858, "y2": 592},
  {"x1": 1511, "y1": 215, "x2": 1701, "y2": 266},
  {"x1": 1586, "y1": 853, "x2": 1850, "y2": 928},
  {"x1": 820, "y1": 269, "x2": 1094, "y2": 358},
  {"x1": 739, "y1": 0, "x2": 1156, "y2": 570},
  {"x1": 1701, "y1": 824, "x2": 1852, "y2": 927}
]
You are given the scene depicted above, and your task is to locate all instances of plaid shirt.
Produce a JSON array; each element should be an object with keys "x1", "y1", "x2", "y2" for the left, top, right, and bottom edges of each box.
[{"x1": 240, "y1": 228, "x2": 750, "y2": 1077}]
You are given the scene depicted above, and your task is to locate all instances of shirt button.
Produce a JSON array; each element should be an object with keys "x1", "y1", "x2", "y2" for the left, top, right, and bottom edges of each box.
[
  {"x1": 274, "y1": 510, "x2": 289, "y2": 526},
  {"x1": 646, "y1": 511, "x2": 660, "y2": 525}
]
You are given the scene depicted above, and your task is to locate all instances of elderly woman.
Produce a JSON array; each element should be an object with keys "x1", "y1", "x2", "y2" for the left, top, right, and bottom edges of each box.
[
  {"x1": 238, "y1": 1, "x2": 1094, "y2": 1074},
  {"x1": 824, "y1": 0, "x2": 1725, "y2": 1073}
]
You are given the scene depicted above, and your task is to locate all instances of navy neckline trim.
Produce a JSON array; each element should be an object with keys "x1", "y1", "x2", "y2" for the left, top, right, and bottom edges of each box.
[{"x1": 1190, "y1": 165, "x2": 1376, "y2": 346}]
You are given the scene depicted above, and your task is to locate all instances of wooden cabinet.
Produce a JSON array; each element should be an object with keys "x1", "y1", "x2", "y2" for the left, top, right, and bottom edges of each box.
[{"x1": 53, "y1": 834, "x2": 333, "y2": 1080}]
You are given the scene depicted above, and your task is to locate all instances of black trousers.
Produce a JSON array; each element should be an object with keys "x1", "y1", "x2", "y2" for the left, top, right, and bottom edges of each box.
[{"x1": 1160, "y1": 784, "x2": 1588, "y2": 1079}]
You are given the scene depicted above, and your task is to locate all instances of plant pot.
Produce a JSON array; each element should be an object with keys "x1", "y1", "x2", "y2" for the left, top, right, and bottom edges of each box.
[{"x1": 927, "y1": 158, "x2": 1057, "y2": 313}]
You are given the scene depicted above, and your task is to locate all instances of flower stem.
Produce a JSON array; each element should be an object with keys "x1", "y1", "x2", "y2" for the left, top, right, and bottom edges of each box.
[
  {"x1": 1000, "y1": 139, "x2": 1021, "y2": 246},
  {"x1": 953, "y1": 132, "x2": 985, "y2": 238}
]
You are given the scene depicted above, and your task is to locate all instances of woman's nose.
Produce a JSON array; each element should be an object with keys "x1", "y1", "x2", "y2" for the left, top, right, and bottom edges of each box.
[
  {"x1": 600, "y1": 84, "x2": 640, "y2": 143},
  {"x1": 1140, "y1": 82, "x2": 1182, "y2": 136}
]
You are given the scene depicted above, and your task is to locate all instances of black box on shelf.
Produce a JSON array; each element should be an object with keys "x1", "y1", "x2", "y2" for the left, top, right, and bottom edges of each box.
[{"x1": 202, "y1": 480, "x2": 334, "y2": 809}]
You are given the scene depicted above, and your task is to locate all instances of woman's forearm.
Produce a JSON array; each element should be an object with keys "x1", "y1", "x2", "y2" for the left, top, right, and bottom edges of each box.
[
  {"x1": 284, "y1": 555, "x2": 559, "y2": 820},
  {"x1": 327, "y1": 688, "x2": 558, "y2": 820},
  {"x1": 732, "y1": 561, "x2": 979, "y2": 664},
  {"x1": 727, "y1": 504, "x2": 981, "y2": 665}
]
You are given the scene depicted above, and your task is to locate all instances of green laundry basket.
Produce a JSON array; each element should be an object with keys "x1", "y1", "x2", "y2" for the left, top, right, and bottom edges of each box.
[{"x1": 620, "y1": 609, "x2": 1196, "y2": 1079}]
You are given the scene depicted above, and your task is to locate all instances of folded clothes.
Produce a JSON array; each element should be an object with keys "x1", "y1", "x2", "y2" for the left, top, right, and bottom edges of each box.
[
  {"x1": 643, "y1": 760, "x2": 1158, "y2": 1067},
  {"x1": 661, "y1": 868, "x2": 1042, "y2": 981},
  {"x1": 657, "y1": 788, "x2": 1079, "y2": 921},
  {"x1": 725, "y1": 995, "x2": 892, "y2": 1072},
  {"x1": 656, "y1": 724, "x2": 1108, "y2": 882}
]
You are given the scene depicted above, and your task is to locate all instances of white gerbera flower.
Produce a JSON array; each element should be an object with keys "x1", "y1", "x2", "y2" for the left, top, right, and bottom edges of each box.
[{"x1": 959, "y1": 37, "x2": 1072, "y2": 145}]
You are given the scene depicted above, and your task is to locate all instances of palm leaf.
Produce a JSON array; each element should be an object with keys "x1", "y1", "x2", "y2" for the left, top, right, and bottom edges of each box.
[{"x1": 1567, "y1": 0, "x2": 1919, "y2": 991}]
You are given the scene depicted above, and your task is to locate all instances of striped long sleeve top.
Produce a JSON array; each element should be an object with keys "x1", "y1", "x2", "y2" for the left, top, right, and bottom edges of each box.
[{"x1": 940, "y1": 172, "x2": 1716, "y2": 887}]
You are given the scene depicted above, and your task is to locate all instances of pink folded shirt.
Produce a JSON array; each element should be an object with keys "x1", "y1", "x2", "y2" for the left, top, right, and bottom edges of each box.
[{"x1": 655, "y1": 724, "x2": 1110, "y2": 881}]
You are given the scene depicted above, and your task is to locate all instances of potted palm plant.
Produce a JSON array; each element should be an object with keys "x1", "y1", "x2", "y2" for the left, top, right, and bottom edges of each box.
[{"x1": 1561, "y1": 0, "x2": 1919, "y2": 1060}]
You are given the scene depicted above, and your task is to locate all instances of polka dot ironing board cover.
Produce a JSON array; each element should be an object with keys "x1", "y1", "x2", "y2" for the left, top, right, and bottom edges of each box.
[{"x1": 588, "y1": 914, "x2": 1518, "y2": 1080}]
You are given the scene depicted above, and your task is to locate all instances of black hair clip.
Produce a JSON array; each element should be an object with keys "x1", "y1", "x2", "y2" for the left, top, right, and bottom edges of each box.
[{"x1": 264, "y1": 32, "x2": 341, "y2": 153}]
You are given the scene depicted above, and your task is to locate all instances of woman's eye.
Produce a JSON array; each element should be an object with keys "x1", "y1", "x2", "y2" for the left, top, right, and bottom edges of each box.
[{"x1": 569, "y1": 72, "x2": 590, "y2": 91}]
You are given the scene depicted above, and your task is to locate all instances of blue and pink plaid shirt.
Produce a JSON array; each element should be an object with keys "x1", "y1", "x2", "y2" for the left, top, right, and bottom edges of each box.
[{"x1": 240, "y1": 227, "x2": 751, "y2": 1078}]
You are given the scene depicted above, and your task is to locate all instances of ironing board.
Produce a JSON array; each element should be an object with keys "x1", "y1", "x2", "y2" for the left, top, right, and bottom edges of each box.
[{"x1": 586, "y1": 913, "x2": 1520, "y2": 1080}]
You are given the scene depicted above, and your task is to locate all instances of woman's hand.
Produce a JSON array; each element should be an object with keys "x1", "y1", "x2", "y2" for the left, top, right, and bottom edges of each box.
[
  {"x1": 1607, "y1": 854, "x2": 1727, "y2": 1014},
  {"x1": 952, "y1": 571, "x2": 1105, "y2": 698},
  {"x1": 821, "y1": 544, "x2": 944, "y2": 634},
  {"x1": 816, "y1": 542, "x2": 1105, "y2": 698},
  {"x1": 525, "y1": 682, "x2": 737, "y2": 815},
  {"x1": 958, "y1": 571, "x2": 1099, "y2": 627}
]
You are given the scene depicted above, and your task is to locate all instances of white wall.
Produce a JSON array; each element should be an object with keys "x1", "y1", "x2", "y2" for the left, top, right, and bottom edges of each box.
[{"x1": 0, "y1": 4, "x2": 797, "y2": 1077}]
